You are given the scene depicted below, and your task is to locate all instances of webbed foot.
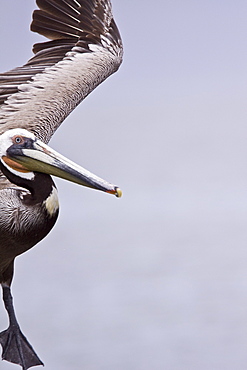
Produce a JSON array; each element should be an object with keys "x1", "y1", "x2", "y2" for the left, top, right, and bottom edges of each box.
[{"x1": 0, "y1": 325, "x2": 43, "y2": 369}]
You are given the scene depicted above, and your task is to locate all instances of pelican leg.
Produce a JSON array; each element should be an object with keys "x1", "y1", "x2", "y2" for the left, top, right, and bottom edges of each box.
[{"x1": 0, "y1": 284, "x2": 43, "y2": 369}]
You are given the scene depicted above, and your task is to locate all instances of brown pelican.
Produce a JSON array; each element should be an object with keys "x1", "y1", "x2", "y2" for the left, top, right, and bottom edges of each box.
[{"x1": 0, "y1": 0, "x2": 123, "y2": 369}]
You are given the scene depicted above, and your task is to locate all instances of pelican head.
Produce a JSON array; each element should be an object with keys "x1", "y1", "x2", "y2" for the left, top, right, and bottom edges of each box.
[{"x1": 0, "y1": 128, "x2": 122, "y2": 197}]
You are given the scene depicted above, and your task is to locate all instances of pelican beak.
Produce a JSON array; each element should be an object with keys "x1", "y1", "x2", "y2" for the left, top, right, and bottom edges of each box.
[{"x1": 7, "y1": 139, "x2": 122, "y2": 198}]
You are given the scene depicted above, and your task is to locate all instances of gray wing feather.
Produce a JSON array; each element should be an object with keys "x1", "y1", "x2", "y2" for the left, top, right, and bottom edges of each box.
[{"x1": 0, "y1": 0, "x2": 123, "y2": 143}]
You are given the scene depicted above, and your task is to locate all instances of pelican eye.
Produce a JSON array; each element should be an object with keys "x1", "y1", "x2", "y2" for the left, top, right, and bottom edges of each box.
[{"x1": 13, "y1": 136, "x2": 24, "y2": 144}]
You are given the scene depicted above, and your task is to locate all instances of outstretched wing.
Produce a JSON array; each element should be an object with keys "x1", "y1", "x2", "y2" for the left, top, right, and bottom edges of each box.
[{"x1": 0, "y1": 0, "x2": 123, "y2": 143}]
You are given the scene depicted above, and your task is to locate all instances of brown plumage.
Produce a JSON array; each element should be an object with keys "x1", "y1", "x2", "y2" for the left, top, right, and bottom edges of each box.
[{"x1": 0, "y1": 1, "x2": 123, "y2": 369}]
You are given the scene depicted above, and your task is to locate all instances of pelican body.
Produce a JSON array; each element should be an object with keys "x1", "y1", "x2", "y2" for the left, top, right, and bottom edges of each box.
[{"x1": 0, "y1": 0, "x2": 122, "y2": 369}]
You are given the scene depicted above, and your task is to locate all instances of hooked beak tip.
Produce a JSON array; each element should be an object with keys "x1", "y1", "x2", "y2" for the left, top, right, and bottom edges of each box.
[{"x1": 107, "y1": 187, "x2": 122, "y2": 198}]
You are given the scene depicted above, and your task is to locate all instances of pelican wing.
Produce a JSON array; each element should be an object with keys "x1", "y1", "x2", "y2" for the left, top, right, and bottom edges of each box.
[{"x1": 0, "y1": 0, "x2": 123, "y2": 143}]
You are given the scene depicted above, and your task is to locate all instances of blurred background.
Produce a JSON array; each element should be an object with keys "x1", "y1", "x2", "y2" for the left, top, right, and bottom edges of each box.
[{"x1": 1, "y1": 1, "x2": 247, "y2": 369}]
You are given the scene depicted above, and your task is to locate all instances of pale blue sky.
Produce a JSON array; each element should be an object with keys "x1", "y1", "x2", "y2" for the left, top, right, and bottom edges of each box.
[{"x1": 1, "y1": 1, "x2": 247, "y2": 369}]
